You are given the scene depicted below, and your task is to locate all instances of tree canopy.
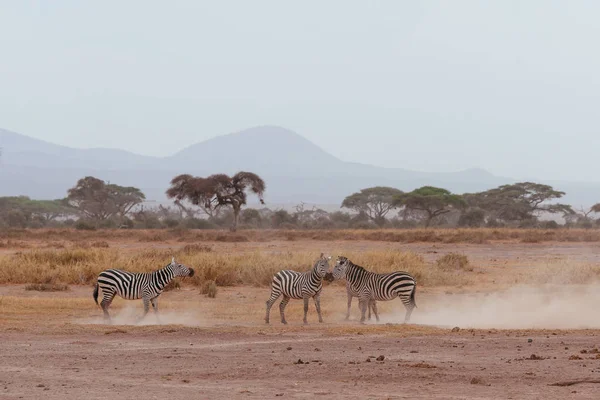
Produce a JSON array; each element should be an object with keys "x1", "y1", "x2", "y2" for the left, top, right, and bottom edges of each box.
[
  {"x1": 166, "y1": 171, "x2": 266, "y2": 231},
  {"x1": 0, "y1": 196, "x2": 74, "y2": 227},
  {"x1": 464, "y1": 182, "x2": 573, "y2": 224},
  {"x1": 66, "y1": 176, "x2": 145, "y2": 222},
  {"x1": 341, "y1": 186, "x2": 403, "y2": 227},
  {"x1": 393, "y1": 186, "x2": 466, "y2": 227}
]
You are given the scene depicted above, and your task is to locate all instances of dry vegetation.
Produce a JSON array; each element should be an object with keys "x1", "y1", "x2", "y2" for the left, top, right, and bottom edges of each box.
[
  {"x1": 3, "y1": 227, "x2": 600, "y2": 245},
  {"x1": 0, "y1": 246, "x2": 456, "y2": 288},
  {"x1": 2, "y1": 228, "x2": 600, "y2": 291}
]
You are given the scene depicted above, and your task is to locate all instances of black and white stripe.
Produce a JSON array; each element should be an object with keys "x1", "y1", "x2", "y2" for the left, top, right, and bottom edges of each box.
[
  {"x1": 93, "y1": 257, "x2": 194, "y2": 323},
  {"x1": 265, "y1": 253, "x2": 331, "y2": 325},
  {"x1": 346, "y1": 282, "x2": 379, "y2": 321},
  {"x1": 332, "y1": 256, "x2": 416, "y2": 324}
]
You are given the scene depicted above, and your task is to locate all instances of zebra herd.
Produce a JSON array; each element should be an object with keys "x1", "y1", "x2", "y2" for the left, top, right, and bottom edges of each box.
[{"x1": 93, "y1": 254, "x2": 417, "y2": 325}]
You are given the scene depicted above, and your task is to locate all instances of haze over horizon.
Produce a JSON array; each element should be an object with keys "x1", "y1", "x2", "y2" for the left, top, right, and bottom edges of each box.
[{"x1": 2, "y1": 1, "x2": 600, "y2": 182}]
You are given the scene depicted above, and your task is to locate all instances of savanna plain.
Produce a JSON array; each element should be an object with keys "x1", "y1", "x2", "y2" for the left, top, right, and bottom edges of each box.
[{"x1": 2, "y1": 228, "x2": 600, "y2": 399}]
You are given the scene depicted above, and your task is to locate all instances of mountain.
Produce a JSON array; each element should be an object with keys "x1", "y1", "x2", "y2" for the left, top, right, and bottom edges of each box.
[
  {"x1": 0, "y1": 128, "x2": 158, "y2": 170},
  {"x1": 1, "y1": 126, "x2": 599, "y2": 206}
]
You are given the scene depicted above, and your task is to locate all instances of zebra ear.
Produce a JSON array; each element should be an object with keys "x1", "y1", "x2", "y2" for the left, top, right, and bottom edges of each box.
[
  {"x1": 319, "y1": 252, "x2": 324, "y2": 258},
  {"x1": 171, "y1": 256, "x2": 175, "y2": 264}
]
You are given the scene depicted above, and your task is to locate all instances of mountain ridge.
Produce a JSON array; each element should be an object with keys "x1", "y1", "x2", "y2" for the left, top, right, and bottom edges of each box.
[{"x1": 1, "y1": 126, "x2": 599, "y2": 206}]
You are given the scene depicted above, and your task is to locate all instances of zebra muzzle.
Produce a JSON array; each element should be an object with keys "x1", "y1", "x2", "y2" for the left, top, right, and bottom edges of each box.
[{"x1": 188, "y1": 268, "x2": 195, "y2": 277}]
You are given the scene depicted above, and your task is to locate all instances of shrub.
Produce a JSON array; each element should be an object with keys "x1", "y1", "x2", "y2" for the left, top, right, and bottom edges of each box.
[
  {"x1": 436, "y1": 253, "x2": 471, "y2": 271},
  {"x1": 200, "y1": 280, "x2": 218, "y2": 298},
  {"x1": 75, "y1": 220, "x2": 96, "y2": 231}
]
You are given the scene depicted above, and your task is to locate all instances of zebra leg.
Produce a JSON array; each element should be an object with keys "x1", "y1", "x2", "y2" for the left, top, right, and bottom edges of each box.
[
  {"x1": 100, "y1": 291, "x2": 115, "y2": 324},
  {"x1": 404, "y1": 302, "x2": 415, "y2": 324},
  {"x1": 313, "y1": 294, "x2": 323, "y2": 323},
  {"x1": 345, "y1": 287, "x2": 352, "y2": 320},
  {"x1": 303, "y1": 296, "x2": 310, "y2": 325},
  {"x1": 137, "y1": 296, "x2": 151, "y2": 323},
  {"x1": 371, "y1": 300, "x2": 380, "y2": 322},
  {"x1": 279, "y1": 296, "x2": 290, "y2": 324},
  {"x1": 265, "y1": 288, "x2": 281, "y2": 324},
  {"x1": 358, "y1": 298, "x2": 368, "y2": 324},
  {"x1": 151, "y1": 296, "x2": 160, "y2": 324},
  {"x1": 368, "y1": 300, "x2": 372, "y2": 321}
]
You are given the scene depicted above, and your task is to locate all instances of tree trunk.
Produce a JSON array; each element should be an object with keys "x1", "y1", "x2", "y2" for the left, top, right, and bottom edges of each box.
[
  {"x1": 425, "y1": 211, "x2": 433, "y2": 228},
  {"x1": 231, "y1": 205, "x2": 240, "y2": 232}
]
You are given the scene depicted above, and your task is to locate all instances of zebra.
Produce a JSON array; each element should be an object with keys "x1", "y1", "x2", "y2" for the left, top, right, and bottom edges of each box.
[
  {"x1": 346, "y1": 282, "x2": 379, "y2": 322},
  {"x1": 265, "y1": 253, "x2": 331, "y2": 325},
  {"x1": 93, "y1": 257, "x2": 194, "y2": 323},
  {"x1": 331, "y1": 256, "x2": 416, "y2": 324}
]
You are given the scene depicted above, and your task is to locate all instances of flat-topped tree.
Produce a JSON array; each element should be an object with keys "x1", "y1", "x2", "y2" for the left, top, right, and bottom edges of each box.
[
  {"x1": 393, "y1": 186, "x2": 466, "y2": 227},
  {"x1": 341, "y1": 186, "x2": 403, "y2": 227},
  {"x1": 67, "y1": 176, "x2": 145, "y2": 222},
  {"x1": 166, "y1": 171, "x2": 266, "y2": 232},
  {"x1": 464, "y1": 182, "x2": 574, "y2": 224}
]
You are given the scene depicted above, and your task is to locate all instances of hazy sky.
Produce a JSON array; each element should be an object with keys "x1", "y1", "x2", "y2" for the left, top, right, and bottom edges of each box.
[{"x1": 1, "y1": 1, "x2": 600, "y2": 181}]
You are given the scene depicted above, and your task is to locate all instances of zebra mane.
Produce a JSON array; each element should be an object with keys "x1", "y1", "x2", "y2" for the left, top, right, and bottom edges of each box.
[{"x1": 348, "y1": 259, "x2": 368, "y2": 273}]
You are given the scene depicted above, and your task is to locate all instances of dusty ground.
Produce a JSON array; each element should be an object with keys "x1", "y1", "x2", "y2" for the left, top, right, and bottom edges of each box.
[{"x1": 2, "y1": 240, "x2": 600, "y2": 399}]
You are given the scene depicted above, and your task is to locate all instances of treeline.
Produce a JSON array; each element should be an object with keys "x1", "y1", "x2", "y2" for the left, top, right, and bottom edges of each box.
[{"x1": 1, "y1": 173, "x2": 600, "y2": 230}]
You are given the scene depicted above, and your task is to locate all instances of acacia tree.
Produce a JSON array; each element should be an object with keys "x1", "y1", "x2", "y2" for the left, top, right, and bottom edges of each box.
[
  {"x1": 341, "y1": 186, "x2": 403, "y2": 227},
  {"x1": 592, "y1": 203, "x2": 600, "y2": 213},
  {"x1": 465, "y1": 182, "x2": 573, "y2": 224},
  {"x1": 166, "y1": 171, "x2": 266, "y2": 232},
  {"x1": 393, "y1": 186, "x2": 466, "y2": 227},
  {"x1": 66, "y1": 176, "x2": 145, "y2": 222}
]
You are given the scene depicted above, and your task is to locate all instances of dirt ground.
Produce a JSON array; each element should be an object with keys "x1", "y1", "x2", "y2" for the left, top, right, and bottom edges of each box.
[{"x1": 2, "y1": 240, "x2": 600, "y2": 399}]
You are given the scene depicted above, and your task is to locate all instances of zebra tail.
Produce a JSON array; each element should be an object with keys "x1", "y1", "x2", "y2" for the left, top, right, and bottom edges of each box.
[
  {"x1": 410, "y1": 283, "x2": 417, "y2": 308},
  {"x1": 93, "y1": 283, "x2": 99, "y2": 305}
]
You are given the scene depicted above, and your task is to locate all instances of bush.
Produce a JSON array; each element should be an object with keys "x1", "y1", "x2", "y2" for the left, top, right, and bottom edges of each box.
[
  {"x1": 458, "y1": 209, "x2": 486, "y2": 227},
  {"x1": 179, "y1": 244, "x2": 212, "y2": 255},
  {"x1": 200, "y1": 280, "x2": 218, "y2": 298},
  {"x1": 184, "y1": 218, "x2": 217, "y2": 230},
  {"x1": 541, "y1": 220, "x2": 559, "y2": 229},
  {"x1": 436, "y1": 253, "x2": 471, "y2": 271},
  {"x1": 75, "y1": 220, "x2": 96, "y2": 231}
]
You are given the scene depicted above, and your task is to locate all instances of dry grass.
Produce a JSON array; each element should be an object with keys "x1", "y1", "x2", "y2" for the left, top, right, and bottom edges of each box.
[
  {"x1": 2, "y1": 228, "x2": 600, "y2": 247},
  {"x1": 24, "y1": 283, "x2": 69, "y2": 292},
  {"x1": 200, "y1": 280, "x2": 218, "y2": 298},
  {"x1": 436, "y1": 253, "x2": 472, "y2": 271},
  {"x1": 0, "y1": 247, "x2": 473, "y2": 288}
]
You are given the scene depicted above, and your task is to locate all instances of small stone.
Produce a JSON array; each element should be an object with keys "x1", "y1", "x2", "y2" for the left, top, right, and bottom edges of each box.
[
  {"x1": 376, "y1": 355, "x2": 385, "y2": 361},
  {"x1": 527, "y1": 339, "x2": 533, "y2": 343},
  {"x1": 287, "y1": 347, "x2": 292, "y2": 351},
  {"x1": 451, "y1": 327, "x2": 460, "y2": 332}
]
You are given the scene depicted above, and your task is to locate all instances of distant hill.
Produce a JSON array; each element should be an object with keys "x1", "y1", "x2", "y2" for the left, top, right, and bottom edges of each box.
[{"x1": 1, "y1": 126, "x2": 599, "y2": 206}]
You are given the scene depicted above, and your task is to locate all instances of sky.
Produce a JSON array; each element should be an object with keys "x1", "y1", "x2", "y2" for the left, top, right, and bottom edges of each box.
[{"x1": 1, "y1": 1, "x2": 600, "y2": 182}]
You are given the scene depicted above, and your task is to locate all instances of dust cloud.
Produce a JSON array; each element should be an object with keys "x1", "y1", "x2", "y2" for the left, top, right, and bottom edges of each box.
[
  {"x1": 78, "y1": 303, "x2": 210, "y2": 327},
  {"x1": 408, "y1": 284, "x2": 600, "y2": 330}
]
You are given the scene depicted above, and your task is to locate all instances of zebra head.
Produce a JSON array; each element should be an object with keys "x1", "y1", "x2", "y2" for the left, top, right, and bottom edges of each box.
[
  {"x1": 331, "y1": 256, "x2": 350, "y2": 280},
  {"x1": 170, "y1": 257, "x2": 195, "y2": 278},
  {"x1": 313, "y1": 252, "x2": 331, "y2": 278}
]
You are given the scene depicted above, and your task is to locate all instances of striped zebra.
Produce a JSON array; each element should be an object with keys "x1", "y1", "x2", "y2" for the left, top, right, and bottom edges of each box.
[
  {"x1": 93, "y1": 257, "x2": 194, "y2": 323},
  {"x1": 331, "y1": 256, "x2": 416, "y2": 324},
  {"x1": 346, "y1": 282, "x2": 379, "y2": 321},
  {"x1": 265, "y1": 253, "x2": 331, "y2": 325}
]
